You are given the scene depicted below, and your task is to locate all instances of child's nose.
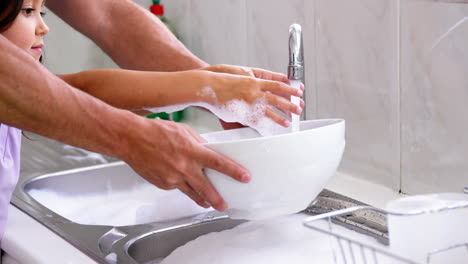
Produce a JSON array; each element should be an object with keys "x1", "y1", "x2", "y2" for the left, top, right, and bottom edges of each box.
[{"x1": 37, "y1": 18, "x2": 49, "y2": 36}]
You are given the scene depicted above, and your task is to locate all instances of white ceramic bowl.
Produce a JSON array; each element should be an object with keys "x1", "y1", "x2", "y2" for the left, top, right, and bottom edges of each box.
[{"x1": 201, "y1": 119, "x2": 345, "y2": 220}]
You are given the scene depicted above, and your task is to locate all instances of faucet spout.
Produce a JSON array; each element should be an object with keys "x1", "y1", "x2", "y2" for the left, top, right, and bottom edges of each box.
[{"x1": 288, "y1": 24, "x2": 304, "y2": 80}]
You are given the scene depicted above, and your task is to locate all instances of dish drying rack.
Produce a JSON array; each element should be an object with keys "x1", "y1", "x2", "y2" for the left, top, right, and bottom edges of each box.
[{"x1": 303, "y1": 192, "x2": 468, "y2": 264}]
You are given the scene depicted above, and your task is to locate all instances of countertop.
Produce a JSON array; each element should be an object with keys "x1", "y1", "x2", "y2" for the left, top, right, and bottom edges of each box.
[
  {"x1": 3, "y1": 205, "x2": 97, "y2": 264},
  {"x1": 4, "y1": 132, "x2": 115, "y2": 264}
]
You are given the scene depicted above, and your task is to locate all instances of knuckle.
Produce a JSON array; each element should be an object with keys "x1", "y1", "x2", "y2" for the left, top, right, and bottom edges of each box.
[
  {"x1": 211, "y1": 156, "x2": 224, "y2": 169},
  {"x1": 273, "y1": 81, "x2": 283, "y2": 90},
  {"x1": 159, "y1": 183, "x2": 173, "y2": 190},
  {"x1": 243, "y1": 76, "x2": 257, "y2": 86},
  {"x1": 209, "y1": 196, "x2": 223, "y2": 208},
  {"x1": 213, "y1": 64, "x2": 222, "y2": 71},
  {"x1": 165, "y1": 176, "x2": 182, "y2": 188}
]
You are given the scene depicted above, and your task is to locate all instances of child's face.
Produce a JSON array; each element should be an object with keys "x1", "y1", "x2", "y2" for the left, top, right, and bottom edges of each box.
[{"x1": 2, "y1": 0, "x2": 49, "y2": 61}]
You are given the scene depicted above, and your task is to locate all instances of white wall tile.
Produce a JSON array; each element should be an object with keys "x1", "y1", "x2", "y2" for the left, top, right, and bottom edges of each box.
[
  {"x1": 315, "y1": 0, "x2": 400, "y2": 190},
  {"x1": 401, "y1": 1, "x2": 468, "y2": 194},
  {"x1": 246, "y1": 0, "x2": 305, "y2": 73},
  {"x1": 164, "y1": 0, "x2": 193, "y2": 48},
  {"x1": 190, "y1": 0, "x2": 248, "y2": 65},
  {"x1": 304, "y1": 1, "x2": 317, "y2": 119},
  {"x1": 44, "y1": 0, "x2": 184, "y2": 74},
  {"x1": 43, "y1": 8, "x2": 118, "y2": 74}
]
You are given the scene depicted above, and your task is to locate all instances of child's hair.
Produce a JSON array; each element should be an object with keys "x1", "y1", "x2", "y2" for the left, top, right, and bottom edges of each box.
[{"x1": 0, "y1": 0, "x2": 24, "y2": 33}]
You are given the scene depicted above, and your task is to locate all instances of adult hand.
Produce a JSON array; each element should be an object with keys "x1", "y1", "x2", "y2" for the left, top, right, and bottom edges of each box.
[{"x1": 121, "y1": 118, "x2": 250, "y2": 211}]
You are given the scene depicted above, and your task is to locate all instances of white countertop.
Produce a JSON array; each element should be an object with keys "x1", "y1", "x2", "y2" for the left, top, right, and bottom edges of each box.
[
  {"x1": 327, "y1": 171, "x2": 405, "y2": 209},
  {"x1": 2, "y1": 205, "x2": 97, "y2": 264}
]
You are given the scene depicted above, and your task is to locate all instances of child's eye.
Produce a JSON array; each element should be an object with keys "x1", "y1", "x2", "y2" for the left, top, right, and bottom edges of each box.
[
  {"x1": 40, "y1": 11, "x2": 46, "y2": 17},
  {"x1": 21, "y1": 8, "x2": 35, "y2": 16}
]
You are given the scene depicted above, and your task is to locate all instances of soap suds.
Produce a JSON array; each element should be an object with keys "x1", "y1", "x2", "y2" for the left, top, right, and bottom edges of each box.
[
  {"x1": 144, "y1": 87, "x2": 287, "y2": 136},
  {"x1": 28, "y1": 184, "x2": 212, "y2": 226},
  {"x1": 105, "y1": 253, "x2": 117, "y2": 264},
  {"x1": 158, "y1": 214, "x2": 391, "y2": 264},
  {"x1": 240, "y1": 67, "x2": 253, "y2": 75},
  {"x1": 201, "y1": 86, "x2": 217, "y2": 99}
]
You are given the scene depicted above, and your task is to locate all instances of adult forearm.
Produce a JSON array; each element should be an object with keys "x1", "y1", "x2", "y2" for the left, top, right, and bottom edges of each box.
[
  {"x1": 0, "y1": 36, "x2": 136, "y2": 159},
  {"x1": 46, "y1": 0, "x2": 208, "y2": 71}
]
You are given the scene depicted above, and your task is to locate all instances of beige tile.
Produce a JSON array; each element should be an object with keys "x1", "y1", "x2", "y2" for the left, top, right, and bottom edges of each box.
[
  {"x1": 315, "y1": 0, "x2": 400, "y2": 190},
  {"x1": 304, "y1": 1, "x2": 318, "y2": 119},
  {"x1": 43, "y1": 8, "x2": 117, "y2": 73},
  {"x1": 164, "y1": 0, "x2": 193, "y2": 47},
  {"x1": 401, "y1": 0, "x2": 468, "y2": 194},
  {"x1": 190, "y1": 0, "x2": 248, "y2": 65}
]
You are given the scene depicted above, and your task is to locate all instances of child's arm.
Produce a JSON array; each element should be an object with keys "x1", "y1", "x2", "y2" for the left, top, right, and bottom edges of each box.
[
  {"x1": 57, "y1": 69, "x2": 304, "y2": 128},
  {"x1": 57, "y1": 70, "x2": 210, "y2": 111}
]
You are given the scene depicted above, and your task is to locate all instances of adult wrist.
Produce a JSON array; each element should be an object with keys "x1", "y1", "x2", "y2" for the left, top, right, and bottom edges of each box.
[{"x1": 108, "y1": 110, "x2": 148, "y2": 163}]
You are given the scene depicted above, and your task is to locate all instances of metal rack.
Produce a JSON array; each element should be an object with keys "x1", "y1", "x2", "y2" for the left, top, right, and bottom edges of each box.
[{"x1": 303, "y1": 205, "x2": 468, "y2": 264}]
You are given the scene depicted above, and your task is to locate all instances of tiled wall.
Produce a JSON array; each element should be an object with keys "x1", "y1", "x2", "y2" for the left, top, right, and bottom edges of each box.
[
  {"x1": 166, "y1": 0, "x2": 468, "y2": 195},
  {"x1": 314, "y1": 0, "x2": 400, "y2": 191},
  {"x1": 164, "y1": 0, "x2": 399, "y2": 193},
  {"x1": 43, "y1": 0, "x2": 468, "y2": 195},
  {"x1": 42, "y1": 8, "x2": 118, "y2": 74},
  {"x1": 401, "y1": 0, "x2": 468, "y2": 194}
]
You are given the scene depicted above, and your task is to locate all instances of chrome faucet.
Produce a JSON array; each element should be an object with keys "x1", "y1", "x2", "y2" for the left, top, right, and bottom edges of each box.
[
  {"x1": 288, "y1": 24, "x2": 304, "y2": 80},
  {"x1": 288, "y1": 24, "x2": 305, "y2": 119}
]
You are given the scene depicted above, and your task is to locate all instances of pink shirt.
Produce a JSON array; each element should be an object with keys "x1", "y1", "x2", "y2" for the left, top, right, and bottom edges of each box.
[{"x1": 0, "y1": 124, "x2": 21, "y2": 241}]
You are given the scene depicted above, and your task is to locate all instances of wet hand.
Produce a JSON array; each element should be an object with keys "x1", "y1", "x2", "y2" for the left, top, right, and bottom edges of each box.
[
  {"x1": 122, "y1": 119, "x2": 250, "y2": 211},
  {"x1": 201, "y1": 70, "x2": 304, "y2": 129},
  {"x1": 203, "y1": 64, "x2": 305, "y2": 97}
]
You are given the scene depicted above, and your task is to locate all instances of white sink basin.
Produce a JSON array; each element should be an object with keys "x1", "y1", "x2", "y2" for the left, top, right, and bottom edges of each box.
[{"x1": 25, "y1": 162, "x2": 212, "y2": 226}]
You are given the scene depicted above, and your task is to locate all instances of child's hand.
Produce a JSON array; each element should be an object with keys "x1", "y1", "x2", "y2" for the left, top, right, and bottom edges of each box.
[
  {"x1": 199, "y1": 70, "x2": 304, "y2": 136},
  {"x1": 202, "y1": 64, "x2": 305, "y2": 95}
]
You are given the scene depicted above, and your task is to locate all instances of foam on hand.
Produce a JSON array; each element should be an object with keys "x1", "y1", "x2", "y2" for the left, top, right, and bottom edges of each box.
[{"x1": 144, "y1": 87, "x2": 286, "y2": 137}]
